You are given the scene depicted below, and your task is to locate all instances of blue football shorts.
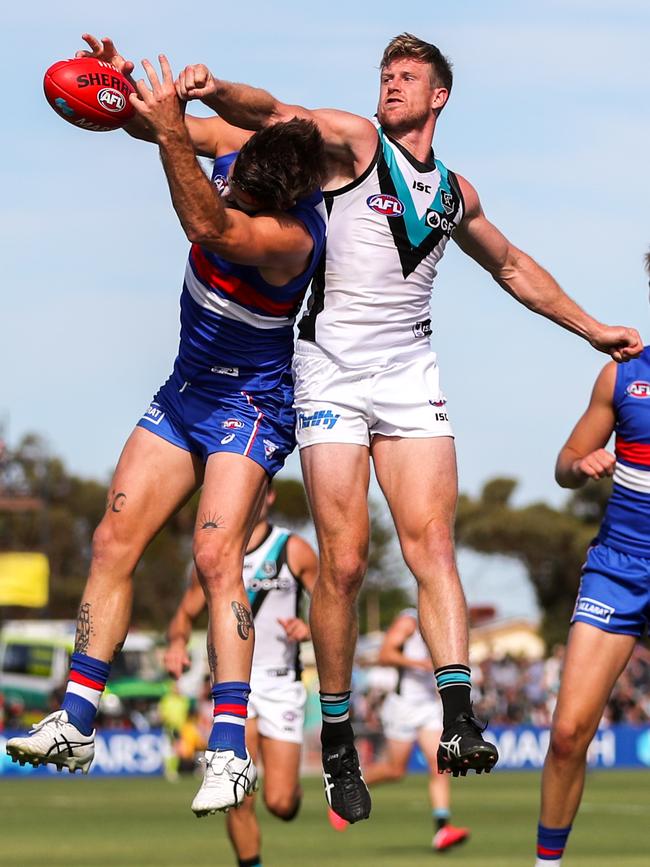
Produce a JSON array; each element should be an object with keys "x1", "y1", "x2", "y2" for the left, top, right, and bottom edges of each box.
[
  {"x1": 136, "y1": 366, "x2": 296, "y2": 477},
  {"x1": 571, "y1": 542, "x2": 650, "y2": 637}
]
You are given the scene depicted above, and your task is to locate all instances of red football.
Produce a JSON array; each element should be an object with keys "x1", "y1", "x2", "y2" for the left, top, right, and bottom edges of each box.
[{"x1": 43, "y1": 57, "x2": 135, "y2": 132}]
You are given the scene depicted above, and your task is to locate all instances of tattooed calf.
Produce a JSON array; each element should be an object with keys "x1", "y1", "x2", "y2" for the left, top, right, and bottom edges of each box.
[
  {"x1": 74, "y1": 602, "x2": 93, "y2": 654},
  {"x1": 207, "y1": 643, "x2": 218, "y2": 677},
  {"x1": 231, "y1": 601, "x2": 254, "y2": 640}
]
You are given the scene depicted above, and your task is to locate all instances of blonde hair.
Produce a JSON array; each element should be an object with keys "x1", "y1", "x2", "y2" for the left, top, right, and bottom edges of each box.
[{"x1": 380, "y1": 33, "x2": 453, "y2": 92}]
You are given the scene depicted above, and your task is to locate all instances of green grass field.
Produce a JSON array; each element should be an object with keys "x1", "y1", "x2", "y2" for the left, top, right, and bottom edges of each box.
[{"x1": 1, "y1": 771, "x2": 648, "y2": 867}]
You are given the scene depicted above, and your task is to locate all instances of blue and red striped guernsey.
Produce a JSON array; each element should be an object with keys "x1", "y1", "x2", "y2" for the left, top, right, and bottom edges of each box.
[
  {"x1": 599, "y1": 346, "x2": 650, "y2": 556},
  {"x1": 176, "y1": 151, "x2": 327, "y2": 394}
]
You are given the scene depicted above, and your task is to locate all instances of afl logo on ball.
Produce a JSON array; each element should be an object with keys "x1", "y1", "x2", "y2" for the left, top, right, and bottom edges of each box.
[
  {"x1": 366, "y1": 194, "x2": 405, "y2": 217},
  {"x1": 97, "y1": 88, "x2": 127, "y2": 113},
  {"x1": 627, "y1": 381, "x2": 650, "y2": 399}
]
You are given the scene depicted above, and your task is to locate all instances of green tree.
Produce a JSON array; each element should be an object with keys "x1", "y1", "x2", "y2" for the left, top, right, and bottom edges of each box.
[{"x1": 455, "y1": 477, "x2": 610, "y2": 648}]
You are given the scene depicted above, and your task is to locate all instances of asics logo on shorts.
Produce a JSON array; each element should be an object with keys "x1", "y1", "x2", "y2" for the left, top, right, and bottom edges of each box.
[{"x1": 298, "y1": 409, "x2": 340, "y2": 430}]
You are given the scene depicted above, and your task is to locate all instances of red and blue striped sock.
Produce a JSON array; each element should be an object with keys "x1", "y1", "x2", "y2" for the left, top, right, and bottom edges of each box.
[
  {"x1": 208, "y1": 681, "x2": 250, "y2": 759},
  {"x1": 61, "y1": 652, "x2": 111, "y2": 735},
  {"x1": 535, "y1": 822, "x2": 572, "y2": 864}
]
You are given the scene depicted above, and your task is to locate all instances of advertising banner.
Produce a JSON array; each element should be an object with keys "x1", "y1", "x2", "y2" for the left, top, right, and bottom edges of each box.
[
  {"x1": 0, "y1": 729, "x2": 167, "y2": 777},
  {"x1": 408, "y1": 725, "x2": 650, "y2": 772}
]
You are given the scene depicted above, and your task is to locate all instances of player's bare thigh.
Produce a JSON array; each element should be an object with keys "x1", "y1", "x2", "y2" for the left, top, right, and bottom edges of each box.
[
  {"x1": 94, "y1": 426, "x2": 203, "y2": 559},
  {"x1": 371, "y1": 435, "x2": 457, "y2": 543},
  {"x1": 299, "y1": 442, "x2": 371, "y2": 555},
  {"x1": 193, "y1": 452, "x2": 269, "y2": 562},
  {"x1": 552, "y1": 622, "x2": 636, "y2": 741}
]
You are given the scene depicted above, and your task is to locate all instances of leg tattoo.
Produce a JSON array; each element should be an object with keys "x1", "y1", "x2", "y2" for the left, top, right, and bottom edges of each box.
[
  {"x1": 207, "y1": 642, "x2": 218, "y2": 678},
  {"x1": 199, "y1": 511, "x2": 224, "y2": 530},
  {"x1": 107, "y1": 490, "x2": 127, "y2": 513},
  {"x1": 231, "y1": 602, "x2": 254, "y2": 640},
  {"x1": 74, "y1": 603, "x2": 93, "y2": 654}
]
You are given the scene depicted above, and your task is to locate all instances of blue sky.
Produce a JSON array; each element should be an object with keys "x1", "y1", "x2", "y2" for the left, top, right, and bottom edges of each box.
[{"x1": 3, "y1": 0, "x2": 649, "y2": 529}]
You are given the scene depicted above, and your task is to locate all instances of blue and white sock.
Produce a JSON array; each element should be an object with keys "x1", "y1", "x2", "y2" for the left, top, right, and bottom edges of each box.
[
  {"x1": 208, "y1": 681, "x2": 250, "y2": 759},
  {"x1": 61, "y1": 652, "x2": 111, "y2": 735}
]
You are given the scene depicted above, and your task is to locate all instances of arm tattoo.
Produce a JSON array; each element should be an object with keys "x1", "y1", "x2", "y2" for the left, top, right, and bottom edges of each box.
[
  {"x1": 200, "y1": 511, "x2": 224, "y2": 530},
  {"x1": 107, "y1": 490, "x2": 127, "y2": 513},
  {"x1": 231, "y1": 601, "x2": 254, "y2": 640},
  {"x1": 207, "y1": 642, "x2": 218, "y2": 677},
  {"x1": 74, "y1": 602, "x2": 93, "y2": 654}
]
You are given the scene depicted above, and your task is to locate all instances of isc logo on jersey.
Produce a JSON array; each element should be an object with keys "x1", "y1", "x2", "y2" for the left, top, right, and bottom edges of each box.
[
  {"x1": 97, "y1": 88, "x2": 126, "y2": 112},
  {"x1": 627, "y1": 381, "x2": 650, "y2": 399},
  {"x1": 366, "y1": 194, "x2": 405, "y2": 217},
  {"x1": 249, "y1": 576, "x2": 293, "y2": 592}
]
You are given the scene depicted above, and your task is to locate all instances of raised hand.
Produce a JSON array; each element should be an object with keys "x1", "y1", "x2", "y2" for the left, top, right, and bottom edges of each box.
[
  {"x1": 130, "y1": 55, "x2": 185, "y2": 139},
  {"x1": 176, "y1": 64, "x2": 218, "y2": 102},
  {"x1": 589, "y1": 325, "x2": 643, "y2": 363},
  {"x1": 75, "y1": 33, "x2": 135, "y2": 77}
]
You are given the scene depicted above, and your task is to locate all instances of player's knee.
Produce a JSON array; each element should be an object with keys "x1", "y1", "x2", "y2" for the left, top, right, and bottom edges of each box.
[
  {"x1": 322, "y1": 553, "x2": 367, "y2": 600},
  {"x1": 90, "y1": 520, "x2": 137, "y2": 574},
  {"x1": 264, "y1": 790, "x2": 301, "y2": 821},
  {"x1": 401, "y1": 524, "x2": 455, "y2": 578},
  {"x1": 550, "y1": 717, "x2": 590, "y2": 762},
  {"x1": 193, "y1": 541, "x2": 242, "y2": 595}
]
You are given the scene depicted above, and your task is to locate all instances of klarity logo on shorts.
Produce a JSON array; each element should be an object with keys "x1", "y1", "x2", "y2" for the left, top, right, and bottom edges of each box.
[
  {"x1": 298, "y1": 409, "x2": 341, "y2": 430},
  {"x1": 575, "y1": 597, "x2": 615, "y2": 624}
]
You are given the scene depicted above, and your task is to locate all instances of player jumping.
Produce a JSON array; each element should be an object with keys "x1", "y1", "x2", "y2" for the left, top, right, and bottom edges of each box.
[
  {"x1": 362, "y1": 608, "x2": 470, "y2": 853},
  {"x1": 533, "y1": 253, "x2": 650, "y2": 865},
  {"x1": 172, "y1": 33, "x2": 642, "y2": 822},
  {"x1": 7, "y1": 49, "x2": 327, "y2": 819},
  {"x1": 165, "y1": 487, "x2": 317, "y2": 866}
]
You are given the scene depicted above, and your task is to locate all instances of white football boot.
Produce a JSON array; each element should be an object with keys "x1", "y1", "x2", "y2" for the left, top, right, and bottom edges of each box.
[
  {"x1": 191, "y1": 748, "x2": 258, "y2": 816},
  {"x1": 6, "y1": 710, "x2": 95, "y2": 774}
]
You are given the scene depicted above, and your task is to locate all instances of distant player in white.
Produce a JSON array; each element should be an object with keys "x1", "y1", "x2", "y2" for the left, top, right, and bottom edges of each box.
[
  {"x1": 362, "y1": 609, "x2": 469, "y2": 853},
  {"x1": 164, "y1": 487, "x2": 317, "y2": 867}
]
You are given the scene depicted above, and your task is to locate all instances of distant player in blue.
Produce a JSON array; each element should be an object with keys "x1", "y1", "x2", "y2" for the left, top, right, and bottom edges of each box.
[
  {"x1": 7, "y1": 46, "x2": 326, "y2": 823},
  {"x1": 534, "y1": 253, "x2": 650, "y2": 866}
]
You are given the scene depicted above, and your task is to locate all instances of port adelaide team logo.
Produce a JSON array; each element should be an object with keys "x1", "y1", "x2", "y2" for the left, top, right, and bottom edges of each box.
[
  {"x1": 627, "y1": 381, "x2": 650, "y2": 399},
  {"x1": 97, "y1": 87, "x2": 127, "y2": 113},
  {"x1": 366, "y1": 194, "x2": 405, "y2": 217}
]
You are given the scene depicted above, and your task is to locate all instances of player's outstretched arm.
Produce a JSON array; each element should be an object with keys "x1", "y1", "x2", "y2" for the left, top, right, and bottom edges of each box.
[
  {"x1": 165, "y1": 568, "x2": 206, "y2": 679},
  {"x1": 176, "y1": 64, "x2": 378, "y2": 184},
  {"x1": 130, "y1": 57, "x2": 314, "y2": 272},
  {"x1": 75, "y1": 35, "x2": 234, "y2": 156},
  {"x1": 555, "y1": 363, "x2": 617, "y2": 489},
  {"x1": 453, "y1": 175, "x2": 643, "y2": 363}
]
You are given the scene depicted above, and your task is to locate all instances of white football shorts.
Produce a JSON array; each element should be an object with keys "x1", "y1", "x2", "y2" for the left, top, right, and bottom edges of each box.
[
  {"x1": 292, "y1": 340, "x2": 453, "y2": 448},
  {"x1": 248, "y1": 674, "x2": 306, "y2": 744},
  {"x1": 380, "y1": 692, "x2": 443, "y2": 742}
]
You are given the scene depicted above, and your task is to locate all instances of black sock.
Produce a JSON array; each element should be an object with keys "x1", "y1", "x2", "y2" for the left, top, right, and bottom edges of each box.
[
  {"x1": 320, "y1": 690, "x2": 354, "y2": 748},
  {"x1": 434, "y1": 664, "x2": 472, "y2": 729},
  {"x1": 237, "y1": 857, "x2": 261, "y2": 867}
]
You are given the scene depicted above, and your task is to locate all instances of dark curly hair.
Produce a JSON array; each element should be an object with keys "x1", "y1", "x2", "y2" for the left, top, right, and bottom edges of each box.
[{"x1": 231, "y1": 118, "x2": 326, "y2": 211}]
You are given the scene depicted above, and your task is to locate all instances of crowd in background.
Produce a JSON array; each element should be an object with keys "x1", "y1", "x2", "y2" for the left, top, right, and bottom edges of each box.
[{"x1": 2, "y1": 644, "x2": 650, "y2": 747}]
